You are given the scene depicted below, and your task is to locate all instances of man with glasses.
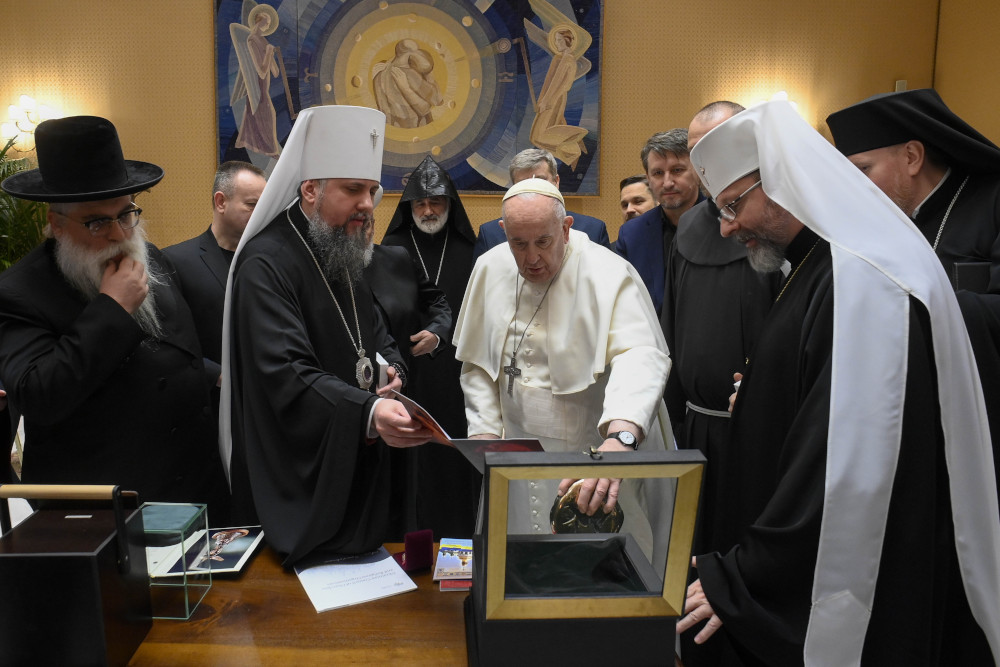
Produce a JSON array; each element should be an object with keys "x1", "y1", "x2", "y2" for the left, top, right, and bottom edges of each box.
[
  {"x1": 660, "y1": 101, "x2": 779, "y2": 667},
  {"x1": 674, "y1": 101, "x2": 1000, "y2": 666},
  {"x1": 0, "y1": 116, "x2": 227, "y2": 517}
]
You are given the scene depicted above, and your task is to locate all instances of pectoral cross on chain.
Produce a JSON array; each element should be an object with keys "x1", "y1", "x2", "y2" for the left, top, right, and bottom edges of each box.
[{"x1": 502, "y1": 355, "x2": 521, "y2": 395}]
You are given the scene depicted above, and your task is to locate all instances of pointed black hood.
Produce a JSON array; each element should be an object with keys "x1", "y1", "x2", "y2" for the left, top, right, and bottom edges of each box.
[{"x1": 386, "y1": 155, "x2": 475, "y2": 242}]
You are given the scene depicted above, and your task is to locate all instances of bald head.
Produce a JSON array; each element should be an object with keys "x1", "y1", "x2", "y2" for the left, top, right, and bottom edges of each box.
[{"x1": 688, "y1": 101, "x2": 745, "y2": 150}]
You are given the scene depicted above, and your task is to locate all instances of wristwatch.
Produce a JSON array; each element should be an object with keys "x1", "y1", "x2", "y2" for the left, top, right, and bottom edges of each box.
[{"x1": 607, "y1": 430, "x2": 638, "y2": 450}]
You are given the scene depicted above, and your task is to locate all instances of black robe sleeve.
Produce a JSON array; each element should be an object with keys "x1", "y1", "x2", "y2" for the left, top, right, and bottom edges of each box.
[{"x1": 696, "y1": 289, "x2": 992, "y2": 665}]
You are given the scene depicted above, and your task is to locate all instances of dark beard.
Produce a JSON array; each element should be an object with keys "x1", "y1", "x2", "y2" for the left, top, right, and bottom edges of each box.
[{"x1": 306, "y1": 209, "x2": 371, "y2": 284}]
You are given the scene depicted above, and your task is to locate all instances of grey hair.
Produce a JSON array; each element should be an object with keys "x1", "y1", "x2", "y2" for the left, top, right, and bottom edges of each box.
[
  {"x1": 508, "y1": 148, "x2": 558, "y2": 182},
  {"x1": 641, "y1": 128, "x2": 689, "y2": 172}
]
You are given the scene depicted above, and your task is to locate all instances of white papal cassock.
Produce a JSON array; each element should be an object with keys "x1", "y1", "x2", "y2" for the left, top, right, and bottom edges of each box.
[{"x1": 455, "y1": 229, "x2": 675, "y2": 570}]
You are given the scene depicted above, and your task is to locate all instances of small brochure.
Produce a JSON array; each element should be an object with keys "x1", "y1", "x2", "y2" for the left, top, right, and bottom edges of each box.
[
  {"x1": 146, "y1": 525, "x2": 264, "y2": 578},
  {"x1": 294, "y1": 546, "x2": 417, "y2": 612},
  {"x1": 433, "y1": 538, "x2": 474, "y2": 581},
  {"x1": 390, "y1": 390, "x2": 544, "y2": 472}
]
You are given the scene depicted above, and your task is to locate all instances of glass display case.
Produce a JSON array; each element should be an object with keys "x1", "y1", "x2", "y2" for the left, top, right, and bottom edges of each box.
[{"x1": 464, "y1": 449, "x2": 705, "y2": 666}]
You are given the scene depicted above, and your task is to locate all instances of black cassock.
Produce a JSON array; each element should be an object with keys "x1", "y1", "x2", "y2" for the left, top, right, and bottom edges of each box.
[
  {"x1": 230, "y1": 205, "x2": 404, "y2": 567},
  {"x1": 383, "y1": 171, "x2": 481, "y2": 538},
  {"x1": 661, "y1": 200, "x2": 778, "y2": 552},
  {"x1": 364, "y1": 243, "x2": 452, "y2": 538},
  {"x1": 915, "y1": 170, "x2": 1000, "y2": 501},
  {"x1": 913, "y1": 170, "x2": 1000, "y2": 289},
  {"x1": 693, "y1": 229, "x2": 992, "y2": 666},
  {"x1": 662, "y1": 200, "x2": 779, "y2": 667}
]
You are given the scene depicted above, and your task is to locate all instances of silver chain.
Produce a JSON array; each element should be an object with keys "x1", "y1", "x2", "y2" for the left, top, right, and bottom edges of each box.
[
  {"x1": 931, "y1": 175, "x2": 969, "y2": 251},
  {"x1": 286, "y1": 209, "x2": 364, "y2": 359},
  {"x1": 410, "y1": 225, "x2": 448, "y2": 284}
]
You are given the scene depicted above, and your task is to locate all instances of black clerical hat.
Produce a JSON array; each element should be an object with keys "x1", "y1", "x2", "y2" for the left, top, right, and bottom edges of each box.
[
  {"x1": 826, "y1": 89, "x2": 1000, "y2": 173},
  {"x1": 386, "y1": 154, "x2": 476, "y2": 242},
  {"x1": 1, "y1": 115, "x2": 164, "y2": 202}
]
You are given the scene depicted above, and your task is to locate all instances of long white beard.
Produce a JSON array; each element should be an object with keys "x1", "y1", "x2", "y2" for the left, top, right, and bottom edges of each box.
[
  {"x1": 412, "y1": 200, "x2": 450, "y2": 234},
  {"x1": 54, "y1": 225, "x2": 165, "y2": 339}
]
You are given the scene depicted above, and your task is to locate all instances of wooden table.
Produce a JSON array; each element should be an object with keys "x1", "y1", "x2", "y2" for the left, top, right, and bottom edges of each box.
[{"x1": 129, "y1": 544, "x2": 469, "y2": 666}]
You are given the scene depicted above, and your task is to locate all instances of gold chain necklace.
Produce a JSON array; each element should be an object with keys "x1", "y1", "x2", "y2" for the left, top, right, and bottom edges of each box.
[{"x1": 774, "y1": 239, "x2": 820, "y2": 304}]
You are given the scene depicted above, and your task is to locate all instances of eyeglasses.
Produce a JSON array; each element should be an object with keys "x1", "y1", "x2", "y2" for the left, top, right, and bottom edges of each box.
[
  {"x1": 53, "y1": 207, "x2": 143, "y2": 236},
  {"x1": 717, "y1": 181, "x2": 762, "y2": 222}
]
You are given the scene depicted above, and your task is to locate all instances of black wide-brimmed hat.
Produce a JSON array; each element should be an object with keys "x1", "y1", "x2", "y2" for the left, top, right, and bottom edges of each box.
[
  {"x1": 826, "y1": 88, "x2": 1000, "y2": 173},
  {"x1": 1, "y1": 115, "x2": 164, "y2": 202}
]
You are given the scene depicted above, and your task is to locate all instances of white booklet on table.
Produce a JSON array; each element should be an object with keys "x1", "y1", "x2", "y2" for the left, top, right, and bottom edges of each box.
[{"x1": 294, "y1": 546, "x2": 416, "y2": 613}]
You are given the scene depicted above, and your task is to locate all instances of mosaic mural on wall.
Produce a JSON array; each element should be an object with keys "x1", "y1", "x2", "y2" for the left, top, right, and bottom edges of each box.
[{"x1": 216, "y1": 0, "x2": 603, "y2": 193}]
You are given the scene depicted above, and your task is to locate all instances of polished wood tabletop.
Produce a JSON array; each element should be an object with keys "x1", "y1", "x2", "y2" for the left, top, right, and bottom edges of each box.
[{"x1": 129, "y1": 544, "x2": 469, "y2": 666}]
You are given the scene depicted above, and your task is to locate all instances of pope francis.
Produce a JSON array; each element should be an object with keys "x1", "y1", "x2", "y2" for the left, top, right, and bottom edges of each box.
[{"x1": 454, "y1": 177, "x2": 674, "y2": 568}]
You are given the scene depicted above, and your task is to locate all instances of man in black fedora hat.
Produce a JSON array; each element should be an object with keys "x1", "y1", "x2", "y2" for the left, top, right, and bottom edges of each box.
[{"x1": 0, "y1": 115, "x2": 228, "y2": 519}]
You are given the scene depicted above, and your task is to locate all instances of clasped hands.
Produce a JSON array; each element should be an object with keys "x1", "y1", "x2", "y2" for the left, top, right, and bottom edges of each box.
[{"x1": 409, "y1": 329, "x2": 439, "y2": 357}]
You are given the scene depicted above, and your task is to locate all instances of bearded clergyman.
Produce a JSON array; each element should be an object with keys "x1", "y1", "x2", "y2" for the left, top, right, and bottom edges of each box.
[
  {"x1": 219, "y1": 105, "x2": 433, "y2": 567},
  {"x1": 0, "y1": 116, "x2": 227, "y2": 516},
  {"x1": 381, "y1": 154, "x2": 481, "y2": 538}
]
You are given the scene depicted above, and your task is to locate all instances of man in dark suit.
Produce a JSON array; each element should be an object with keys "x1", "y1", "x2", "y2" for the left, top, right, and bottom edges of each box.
[
  {"x1": 0, "y1": 116, "x2": 227, "y2": 516},
  {"x1": 472, "y1": 148, "x2": 610, "y2": 263},
  {"x1": 615, "y1": 129, "x2": 702, "y2": 314},
  {"x1": 164, "y1": 161, "x2": 266, "y2": 376}
]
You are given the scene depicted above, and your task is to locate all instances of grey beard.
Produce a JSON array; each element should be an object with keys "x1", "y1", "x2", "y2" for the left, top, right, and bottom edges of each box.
[
  {"x1": 411, "y1": 201, "x2": 450, "y2": 234},
  {"x1": 306, "y1": 208, "x2": 372, "y2": 284},
  {"x1": 362, "y1": 243, "x2": 374, "y2": 268},
  {"x1": 743, "y1": 236, "x2": 787, "y2": 273},
  {"x1": 54, "y1": 225, "x2": 165, "y2": 339}
]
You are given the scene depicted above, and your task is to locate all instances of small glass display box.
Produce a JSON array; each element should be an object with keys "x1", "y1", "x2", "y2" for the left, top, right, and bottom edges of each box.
[
  {"x1": 464, "y1": 449, "x2": 705, "y2": 666},
  {"x1": 141, "y1": 502, "x2": 211, "y2": 620}
]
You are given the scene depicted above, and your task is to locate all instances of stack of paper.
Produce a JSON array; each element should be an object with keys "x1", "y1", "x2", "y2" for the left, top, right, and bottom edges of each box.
[{"x1": 295, "y1": 547, "x2": 417, "y2": 612}]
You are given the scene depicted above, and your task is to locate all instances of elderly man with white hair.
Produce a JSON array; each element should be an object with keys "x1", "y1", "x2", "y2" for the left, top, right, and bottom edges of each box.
[
  {"x1": 675, "y1": 101, "x2": 1000, "y2": 666},
  {"x1": 0, "y1": 115, "x2": 226, "y2": 516},
  {"x1": 220, "y1": 105, "x2": 433, "y2": 567},
  {"x1": 454, "y1": 177, "x2": 674, "y2": 569}
]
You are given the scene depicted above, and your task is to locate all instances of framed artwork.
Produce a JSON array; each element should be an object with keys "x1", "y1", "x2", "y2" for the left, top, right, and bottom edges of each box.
[{"x1": 215, "y1": 0, "x2": 603, "y2": 193}]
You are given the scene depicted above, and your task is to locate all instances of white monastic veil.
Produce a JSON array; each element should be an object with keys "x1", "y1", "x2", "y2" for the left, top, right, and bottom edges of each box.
[
  {"x1": 217, "y1": 105, "x2": 386, "y2": 483},
  {"x1": 690, "y1": 101, "x2": 1000, "y2": 665}
]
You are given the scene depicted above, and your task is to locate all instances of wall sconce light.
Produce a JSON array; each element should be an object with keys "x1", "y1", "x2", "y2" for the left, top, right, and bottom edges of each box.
[{"x1": 1, "y1": 95, "x2": 61, "y2": 154}]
